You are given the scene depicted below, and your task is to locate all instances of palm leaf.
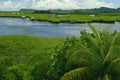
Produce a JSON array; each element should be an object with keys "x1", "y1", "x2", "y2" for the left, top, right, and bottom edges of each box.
[
  {"x1": 104, "y1": 46, "x2": 120, "y2": 63},
  {"x1": 60, "y1": 67, "x2": 94, "y2": 80},
  {"x1": 104, "y1": 33, "x2": 119, "y2": 62},
  {"x1": 68, "y1": 48, "x2": 102, "y2": 69},
  {"x1": 85, "y1": 33, "x2": 104, "y2": 60},
  {"x1": 88, "y1": 24, "x2": 101, "y2": 41},
  {"x1": 102, "y1": 25, "x2": 111, "y2": 33},
  {"x1": 104, "y1": 74, "x2": 109, "y2": 80},
  {"x1": 107, "y1": 58, "x2": 120, "y2": 80},
  {"x1": 112, "y1": 33, "x2": 120, "y2": 46}
]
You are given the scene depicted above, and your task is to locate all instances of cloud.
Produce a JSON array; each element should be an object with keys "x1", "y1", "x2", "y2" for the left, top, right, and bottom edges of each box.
[
  {"x1": 81, "y1": 0, "x2": 114, "y2": 9},
  {"x1": 31, "y1": 0, "x2": 80, "y2": 10},
  {"x1": 0, "y1": 0, "x2": 115, "y2": 11},
  {"x1": 0, "y1": 0, "x2": 25, "y2": 11},
  {"x1": 31, "y1": 0, "x2": 114, "y2": 10}
]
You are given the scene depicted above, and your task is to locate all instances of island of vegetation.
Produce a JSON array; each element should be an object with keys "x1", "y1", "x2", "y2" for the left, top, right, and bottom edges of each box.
[{"x1": 0, "y1": 7, "x2": 120, "y2": 23}]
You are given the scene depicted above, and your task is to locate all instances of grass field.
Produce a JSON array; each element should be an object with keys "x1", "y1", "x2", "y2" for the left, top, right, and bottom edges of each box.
[
  {"x1": 0, "y1": 35, "x2": 65, "y2": 80},
  {"x1": 0, "y1": 11, "x2": 120, "y2": 23}
]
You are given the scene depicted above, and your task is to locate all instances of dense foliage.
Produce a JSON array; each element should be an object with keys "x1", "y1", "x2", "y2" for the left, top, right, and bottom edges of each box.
[
  {"x1": 0, "y1": 35, "x2": 65, "y2": 80},
  {"x1": 50, "y1": 25, "x2": 120, "y2": 80}
]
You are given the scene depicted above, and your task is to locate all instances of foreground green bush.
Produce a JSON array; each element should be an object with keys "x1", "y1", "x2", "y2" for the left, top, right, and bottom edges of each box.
[
  {"x1": 0, "y1": 35, "x2": 64, "y2": 80},
  {"x1": 50, "y1": 25, "x2": 120, "y2": 80}
]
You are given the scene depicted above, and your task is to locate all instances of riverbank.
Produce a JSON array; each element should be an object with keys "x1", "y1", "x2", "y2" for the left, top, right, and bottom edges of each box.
[{"x1": 0, "y1": 12, "x2": 120, "y2": 24}]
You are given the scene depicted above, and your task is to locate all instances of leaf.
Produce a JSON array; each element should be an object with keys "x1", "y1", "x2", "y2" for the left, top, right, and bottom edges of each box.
[
  {"x1": 104, "y1": 33, "x2": 120, "y2": 62},
  {"x1": 104, "y1": 74, "x2": 109, "y2": 80},
  {"x1": 88, "y1": 24, "x2": 101, "y2": 41},
  {"x1": 68, "y1": 48, "x2": 101, "y2": 69},
  {"x1": 85, "y1": 33, "x2": 104, "y2": 59},
  {"x1": 60, "y1": 67, "x2": 94, "y2": 80},
  {"x1": 104, "y1": 46, "x2": 120, "y2": 64}
]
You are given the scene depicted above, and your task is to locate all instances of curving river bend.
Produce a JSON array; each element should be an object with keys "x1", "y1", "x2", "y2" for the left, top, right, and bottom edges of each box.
[{"x1": 0, "y1": 17, "x2": 120, "y2": 37}]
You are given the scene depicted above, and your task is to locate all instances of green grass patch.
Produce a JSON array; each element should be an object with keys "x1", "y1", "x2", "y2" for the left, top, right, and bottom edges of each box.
[
  {"x1": 0, "y1": 35, "x2": 65, "y2": 80},
  {"x1": 0, "y1": 12, "x2": 120, "y2": 23}
]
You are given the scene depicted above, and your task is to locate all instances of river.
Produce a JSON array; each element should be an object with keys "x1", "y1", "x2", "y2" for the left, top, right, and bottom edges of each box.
[{"x1": 0, "y1": 17, "x2": 120, "y2": 37}]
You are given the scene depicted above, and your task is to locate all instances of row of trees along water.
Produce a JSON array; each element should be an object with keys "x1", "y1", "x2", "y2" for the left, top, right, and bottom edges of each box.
[{"x1": 0, "y1": 25, "x2": 120, "y2": 80}]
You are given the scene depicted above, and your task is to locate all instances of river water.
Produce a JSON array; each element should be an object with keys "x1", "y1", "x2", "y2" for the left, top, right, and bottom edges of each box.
[{"x1": 0, "y1": 17, "x2": 120, "y2": 37}]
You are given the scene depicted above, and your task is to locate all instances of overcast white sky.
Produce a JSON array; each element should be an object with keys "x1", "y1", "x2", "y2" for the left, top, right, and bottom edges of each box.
[{"x1": 0, "y1": 0, "x2": 119, "y2": 11}]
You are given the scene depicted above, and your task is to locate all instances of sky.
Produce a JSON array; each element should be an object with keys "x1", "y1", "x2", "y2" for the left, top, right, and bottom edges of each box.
[{"x1": 0, "y1": 0, "x2": 119, "y2": 11}]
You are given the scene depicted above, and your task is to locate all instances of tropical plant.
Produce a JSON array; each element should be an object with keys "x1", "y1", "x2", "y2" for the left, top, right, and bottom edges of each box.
[
  {"x1": 50, "y1": 25, "x2": 120, "y2": 80},
  {"x1": 48, "y1": 36, "x2": 80, "y2": 80}
]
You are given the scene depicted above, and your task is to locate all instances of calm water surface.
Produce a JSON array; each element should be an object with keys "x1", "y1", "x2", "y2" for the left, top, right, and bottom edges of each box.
[{"x1": 0, "y1": 18, "x2": 120, "y2": 37}]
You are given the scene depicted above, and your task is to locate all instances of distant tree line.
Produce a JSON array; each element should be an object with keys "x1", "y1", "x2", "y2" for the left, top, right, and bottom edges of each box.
[{"x1": 19, "y1": 7, "x2": 120, "y2": 14}]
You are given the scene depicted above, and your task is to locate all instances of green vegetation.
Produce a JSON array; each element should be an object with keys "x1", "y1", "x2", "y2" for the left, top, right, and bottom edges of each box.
[
  {"x1": 49, "y1": 25, "x2": 120, "y2": 80},
  {"x1": 0, "y1": 7, "x2": 120, "y2": 80},
  {"x1": 0, "y1": 25, "x2": 120, "y2": 80},
  {"x1": 0, "y1": 10, "x2": 120, "y2": 23},
  {"x1": 0, "y1": 35, "x2": 65, "y2": 80}
]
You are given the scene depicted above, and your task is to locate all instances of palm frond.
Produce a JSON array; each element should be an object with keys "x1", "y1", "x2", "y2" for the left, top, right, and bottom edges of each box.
[
  {"x1": 108, "y1": 57, "x2": 120, "y2": 79},
  {"x1": 107, "y1": 58, "x2": 120, "y2": 80},
  {"x1": 112, "y1": 33, "x2": 120, "y2": 46},
  {"x1": 85, "y1": 33, "x2": 104, "y2": 60},
  {"x1": 88, "y1": 24, "x2": 101, "y2": 40},
  {"x1": 104, "y1": 46, "x2": 120, "y2": 63},
  {"x1": 104, "y1": 33, "x2": 119, "y2": 62},
  {"x1": 102, "y1": 25, "x2": 111, "y2": 33},
  {"x1": 61, "y1": 67, "x2": 94, "y2": 80},
  {"x1": 68, "y1": 48, "x2": 102, "y2": 68},
  {"x1": 108, "y1": 58, "x2": 120, "y2": 71},
  {"x1": 104, "y1": 74, "x2": 109, "y2": 80}
]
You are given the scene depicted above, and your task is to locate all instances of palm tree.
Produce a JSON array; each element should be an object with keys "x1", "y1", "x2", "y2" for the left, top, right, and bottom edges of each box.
[{"x1": 61, "y1": 25, "x2": 120, "y2": 80}]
